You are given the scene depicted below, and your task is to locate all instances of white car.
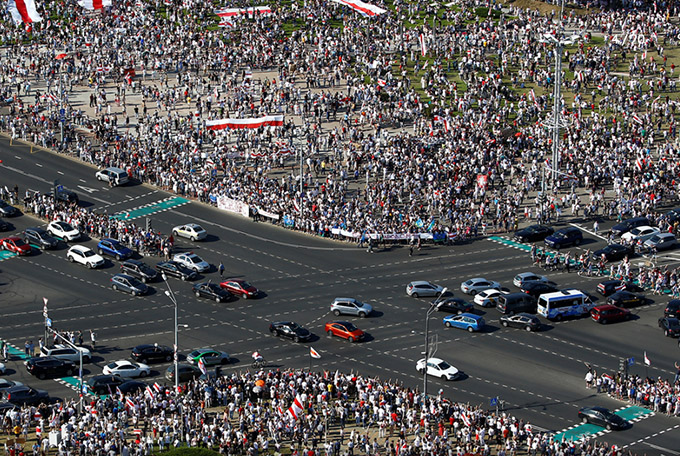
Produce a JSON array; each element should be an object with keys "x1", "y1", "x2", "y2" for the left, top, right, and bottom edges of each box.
[
  {"x1": 67, "y1": 245, "x2": 105, "y2": 268},
  {"x1": 172, "y1": 224, "x2": 207, "y2": 241},
  {"x1": 415, "y1": 357, "x2": 460, "y2": 380},
  {"x1": 102, "y1": 360, "x2": 150, "y2": 378},
  {"x1": 512, "y1": 272, "x2": 549, "y2": 288},
  {"x1": 460, "y1": 277, "x2": 501, "y2": 295},
  {"x1": 474, "y1": 289, "x2": 508, "y2": 307},
  {"x1": 47, "y1": 221, "x2": 81, "y2": 241},
  {"x1": 0, "y1": 363, "x2": 5, "y2": 375},
  {"x1": 40, "y1": 344, "x2": 91, "y2": 363},
  {"x1": 173, "y1": 252, "x2": 210, "y2": 272},
  {"x1": 621, "y1": 226, "x2": 660, "y2": 244}
]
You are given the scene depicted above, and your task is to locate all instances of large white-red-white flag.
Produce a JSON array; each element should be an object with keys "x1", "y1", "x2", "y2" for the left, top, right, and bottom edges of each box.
[
  {"x1": 206, "y1": 115, "x2": 284, "y2": 130},
  {"x1": 215, "y1": 6, "x2": 272, "y2": 17},
  {"x1": 78, "y1": 0, "x2": 112, "y2": 10},
  {"x1": 286, "y1": 394, "x2": 304, "y2": 420},
  {"x1": 330, "y1": 0, "x2": 386, "y2": 16},
  {"x1": 310, "y1": 347, "x2": 321, "y2": 359},
  {"x1": 8, "y1": 0, "x2": 42, "y2": 24}
]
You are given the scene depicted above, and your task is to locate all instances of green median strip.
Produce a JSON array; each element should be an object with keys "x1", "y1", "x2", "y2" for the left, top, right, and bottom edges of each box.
[
  {"x1": 553, "y1": 423, "x2": 603, "y2": 442},
  {"x1": 0, "y1": 250, "x2": 17, "y2": 261},
  {"x1": 615, "y1": 405, "x2": 653, "y2": 421},
  {"x1": 111, "y1": 196, "x2": 190, "y2": 221}
]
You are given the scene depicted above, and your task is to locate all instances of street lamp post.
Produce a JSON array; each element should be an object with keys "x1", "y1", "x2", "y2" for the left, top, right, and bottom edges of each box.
[
  {"x1": 48, "y1": 329, "x2": 83, "y2": 415},
  {"x1": 161, "y1": 273, "x2": 179, "y2": 393},
  {"x1": 423, "y1": 287, "x2": 447, "y2": 403}
]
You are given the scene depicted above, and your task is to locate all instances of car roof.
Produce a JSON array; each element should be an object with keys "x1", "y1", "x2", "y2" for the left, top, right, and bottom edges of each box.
[
  {"x1": 124, "y1": 259, "x2": 143, "y2": 265},
  {"x1": 113, "y1": 273, "x2": 136, "y2": 280},
  {"x1": 425, "y1": 357, "x2": 445, "y2": 363},
  {"x1": 410, "y1": 280, "x2": 432, "y2": 286},
  {"x1": 593, "y1": 304, "x2": 623, "y2": 311},
  {"x1": 459, "y1": 313, "x2": 482, "y2": 319}
]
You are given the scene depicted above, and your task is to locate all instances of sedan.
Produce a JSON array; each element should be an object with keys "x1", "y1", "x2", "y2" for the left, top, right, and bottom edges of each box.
[
  {"x1": 172, "y1": 224, "x2": 207, "y2": 241},
  {"x1": 156, "y1": 261, "x2": 197, "y2": 281},
  {"x1": 118, "y1": 380, "x2": 147, "y2": 395},
  {"x1": 102, "y1": 360, "x2": 150, "y2": 378},
  {"x1": 186, "y1": 349, "x2": 230, "y2": 366},
  {"x1": 24, "y1": 227, "x2": 58, "y2": 250},
  {"x1": 433, "y1": 298, "x2": 474, "y2": 315},
  {"x1": 46, "y1": 221, "x2": 80, "y2": 241},
  {"x1": 607, "y1": 291, "x2": 645, "y2": 308},
  {"x1": 0, "y1": 379, "x2": 23, "y2": 392},
  {"x1": 406, "y1": 281, "x2": 445, "y2": 298},
  {"x1": 1, "y1": 236, "x2": 32, "y2": 255},
  {"x1": 460, "y1": 278, "x2": 501, "y2": 295},
  {"x1": 219, "y1": 279, "x2": 259, "y2": 299},
  {"x1": 325, "y1": 321, "x2": 365, "y2": 342},
  {"x1": 665, "y1": 300, "x2": 680, "y2": 318},
  {"x1": 87, "y1": 375, "x2": 126, "y2": 395},
  {"x1": 165, "y1": 364, "x2": 202, "y2": 383},
  {"x1": 192, "y1": 282, "x2": 231, "y2": 302},
  {"x1": 2, "y1": 386, "x2": 49, "y2": 406},
  {"x1": 593, "y1": 244, "x2": 632, "y2": 263},
  {"x1": 597, "y1": 280, "x2": 640, "y2": 297},
  {"x1": 519, "y1": 281, "x2": 559, "y2": 298},
  {"x1": 67, "y1": 245, "x2": 105, "y2": 268},
  {"x1": 473, "y1": 289, "x2": 507, "y2": 307},
  {"x1": 415, "y1": 357, "x2": 460, "y2": 380},
  {"x1": 590, "y1": 305, "x2": 631, "y2": 325},
  {"x1": 513, "y1": 224, "x2": 554, "y2": 243},
  {"x1": 25, "y1": 357, "x2": 76, "y2": 379},
  {"x1": 120, "y1": 259, "x2": 158, "y2": 283},
  {"x1": 512, "y1": 272, "x2": 549, "y2": 288},
  {"x1": 658, "y1": 317, "x2": 680, "y2": 337},
  {"x1": 499, "y1": 313, "x2": 542, "y2": 331},
  {"x1": 269, "y1": 321, "x2": 312, "y2": 342},
  {"x1": 131, "y1": 344, "x2": 173, "y2": 363},
  {"x1": 97, "y1": 239, "x2": 133, "y2": 261},
  {"x1": 173, "y1": 252, "x2": 210, "y2": 273},
  {"x1": 111, "y1": 274, "x2": 149, "y2": 296},
  {"x1": 443, "y1": 313, "x2": 485, "y2": 332},
  {"x1": 578, "y1": 407, "x2": 626, "y2": 430},
  {"x1": 0, "y1": 200, "x2": 19, "y2": 217},
  {"x1": 329, "y1": 297, "x2": 373, "y2": 317},
  {"x1": 621, "y1": 226, "x2": 660, "y2": 244}
]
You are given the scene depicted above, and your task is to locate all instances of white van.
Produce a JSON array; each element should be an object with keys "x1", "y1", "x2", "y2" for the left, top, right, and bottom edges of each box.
[
  {"x1": 537, "y1": 289, "x2": 594, "y2": 321},
  {"x1": 95, "y1": 167, "x2": 129, "y2": 186}
]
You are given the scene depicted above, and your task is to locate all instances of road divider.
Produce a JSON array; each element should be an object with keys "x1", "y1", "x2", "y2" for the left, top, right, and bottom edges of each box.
[{"x1": 111, "y1": 196, "x2": 190, "y2": 221}]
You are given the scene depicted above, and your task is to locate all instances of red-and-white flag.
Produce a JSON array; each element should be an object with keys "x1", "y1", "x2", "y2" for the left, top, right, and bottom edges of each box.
[
  {"x1": 460, "y1": 413, "x2": 471, "y2": 427},
  {"x1": 215, "y1": 6, "x2": 272, "y2": 17},
  {"x1": 377, "y1": 78, "x2": 387, "y2": 87},
  {"x1": 145, "y1": 386, "x2": 154, "y2": 398},
  {"x1": 635, "y1": 157, "x2": 644, "y2": 171},
  {"x1": 197, "y1": 357, "x2": 207, "y2": 375},
  {"x1": 329, "y1": 0, "x2": 386, "y2": 16},
  {"x1": 419, "y1": 33, "x2": 427, "y2": 57},
  {"x1": 644, "y1": 351, "x2": 651, "y2": 366},
  {"x1": 8, "y1": 0, "x2": 42, "y2": 25},
  {"x1": 125, "y1": 397, "x2": 135, "y2": 409},
  {"x1": 631, "y1": 113, "x2": 643, "y2": 125},
  {"x1": 153, "y1": 382, "x2": 162, "y2": 393},
  {"x1": 78, "y1": 0, "x2": 112, "y2": 10},
  {"x1": 206, "y1": 115, "x2": 284, "y2": 130},
  {"x1": 310, "y1": 347, "x2": 321, "y2": 359},
  {"x1": 286, "y1": 394, "x2": 305, "y2": 420}
]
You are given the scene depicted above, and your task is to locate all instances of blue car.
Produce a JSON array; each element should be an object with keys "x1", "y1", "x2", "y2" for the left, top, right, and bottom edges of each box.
[
  {"x1": 97, "y1": 238, "x2": 133, "y2": 260},
  {"x1": 443, "y1": 313, "x2": 485, "y2": 332},
  {"x1": 544, "y1": 227, "x2": 583, "y2": 250}
]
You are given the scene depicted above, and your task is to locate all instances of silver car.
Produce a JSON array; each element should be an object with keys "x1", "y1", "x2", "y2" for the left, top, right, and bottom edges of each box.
[
  {"x1": 330, "y1": 298, "x2": 373, "y2": 318},
  {"x1": 644, "y1": 233, "x2": 677, "y2": 251}
]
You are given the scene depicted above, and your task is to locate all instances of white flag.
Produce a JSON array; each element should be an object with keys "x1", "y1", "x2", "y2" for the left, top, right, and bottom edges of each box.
[{"x1": 7, "y1": 0, "x2": 42, "y2": 25}]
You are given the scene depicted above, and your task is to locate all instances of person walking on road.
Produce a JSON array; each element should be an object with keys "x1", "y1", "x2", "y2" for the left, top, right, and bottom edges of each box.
[
  {"x1": 218, "y1": 262, "x2": 225, "y2": 278},
  {"x1": 90, "y1": 330, "x2": 96, "y2": 350}
]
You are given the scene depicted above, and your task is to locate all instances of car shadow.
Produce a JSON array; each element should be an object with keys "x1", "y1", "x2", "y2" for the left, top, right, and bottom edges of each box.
[
  {"x1": 538, "y1": 323, "x2": 555, "y2": 331},
  {"x1": 89, "y1": 356, "x2": 107, "y2": 364},
  {"x1": 454, "y1": 372, "x2": 469, "y2": 381},
  {"x1": 203, "y1": 234, "x2": 220, "y2": 243},
  {"x1": 2, "y1": 368, "x2": 17, "y2": 376},
  {"x1": 89, "y1": 345, "x2": 125, "y2": 356},
  {"x1": 481, "y1": 325, "x2": 501, "y2": 333},
  {"x1": 360, "y1": 333, "x2": 374, "y2": 343},
  {"x1": 370, "y1": 310, "x2": 384, "y2": 318}
]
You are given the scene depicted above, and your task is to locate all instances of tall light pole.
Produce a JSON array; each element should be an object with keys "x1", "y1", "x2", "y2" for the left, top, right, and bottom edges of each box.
[
  {"x1": 161, "y1": 273, "x2": 179, "y2": 393},
  {"x1": 423, "y1": 287, "x2": 447, "y2": 403},
  {"x1": 48, "y1": 328, "x2": 84, "y2": 415}
]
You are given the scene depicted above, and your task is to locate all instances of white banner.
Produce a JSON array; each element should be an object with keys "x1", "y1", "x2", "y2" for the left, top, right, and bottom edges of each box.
[
  {"x1": 216, "y1": 196, "x2": 249, "y2": 218},
  {"x1": 256, "y1": 207, "x2": 280, "y2": 220}
]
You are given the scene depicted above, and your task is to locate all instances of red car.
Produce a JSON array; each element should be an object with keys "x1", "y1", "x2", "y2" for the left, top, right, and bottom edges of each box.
[
  {"x1": 325, "y1": 321, "x2": 365, "y2": 342},
  {"x1": 1, "y1": 236, "x2": 32, "y2": 255},
  {"x1": 590, "y1": 305, "x2": 631, "y2": 325},
  {"x1": 219, "y1": 279, "x2": 259, "y2": 299}
]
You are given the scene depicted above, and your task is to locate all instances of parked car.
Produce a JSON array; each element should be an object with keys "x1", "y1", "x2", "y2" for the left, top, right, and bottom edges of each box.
[
  {"x1": 66, "y1": 245, "x2": 105, "y2": 268},
  {"x1": 611, "y1": 217, "x2": 650, "y2": 237},
  {"x1": 192, "y1": 282, "x2": 231, "y2": 302},
  {"x1": 578, "y1": 407, "x2": 626, "y2": 430},
  {"x1": 644, "y1": 233, "x2": 677, "y2": 251},
  {"x1": 658, "y1": 317, "x2": 680, "y2": 337},
  {"x1": 513, "y1": 225, "x2": 554, "y2": 243},
  {"x1": 330, "y1": 297, "x2": 373, "y2": 317},
  {"x1": 87, "y1": 375, "x2": 126, "y2": 394},
  {"x1": 324, "y1": 321, "x2": 365, "y2": 342},
  {"x1": 269, "y1": 322, "x2": 312, "y2": 342},
  {"x1": 590, "y1": 305, "x2": 631, "y2": 325},
  {"x1": 2, "y1": 385, "x2": 49, "y2": 405},
  {"x1": 186, "y1": 349, "x2": 230, "y2": 366},
  {"x1": 111, "y1": 274, "x2": 149, "y2": 296},
  {"x1": 606, "y1": 291, "x2": 646, "y2": 308},
  {"x1": 219, "y1": 279, "x2": 259, "y2": 298},
  {"x1": 499, "y1": 313, "x2": 541, "y2": 331},
  {"x1": 593, "y1": 244, "x2": 633, "y2": 262},
  {"x1": 24, "y1": 227, "x2": 58, "y2": 250},
  {"x1": 97, "y1": 239, "x2": 133, "y2": 260},
  {"x1": 46, "y1": 221, "x2": 80, "y2": 241},
  {"x1": 544, "y1": 227, "x2": 583, "y2": 249},
  {"x1": 665, "y1": 300, "x2": 680, "y2": 318},
  {"x1": 40, "y1": 344, "x2": 91, "y2": 363},
  {"x1": 165, "y1": 364, "x2": 201, "y2": 383},
  {"x1": 597, "y1": 280, "x2": 640, "y2": 297},
  {"x1": 156, "y1": 261, "x2": 197, "y2": 281},
  {"x1": 103, "y1": 360, "x2": 150, "y2": 378},
  {"x1": 172, "y1": 224, "x2": 207, "y2": 241},
  {"x1": 519, "y1": 281, "x2": 559, "y2": 298},
  {"x1": 0, "y1": 236, "x2": 32, "y2": 255},
  {"x1": 512, "y1": 272, "x2": 549, "y2": 288},
  {"x1": 131, "y1": 344, "x2": 173, "y2": 363},
  {"x1": 443, "y1": 313, "x2": 485, "y2": 332},
  {"x1": 415, "y1": 357, "x2": 460, "y2": 380},
  {"x1": 460, "y1": 278, "x2": 501, "y2": 295},
  {"x1": 621, "y1": 226, "x2": 660, "y2": 244},
  {"x1": 120, "y1": 259, "x2": 158, "y2": 283},
  {"x1": 25, "y1": 357, "x2": 76, "y2": 379},
  {"x1": 406, "y1": 281, "x2": 445, "y2": 298},
  {"x1": 0, "y1": 200, "x2": 19, "y2": 217},
  {"x1": 433, "y1": 298, "x2": 474, "y2": 315}
]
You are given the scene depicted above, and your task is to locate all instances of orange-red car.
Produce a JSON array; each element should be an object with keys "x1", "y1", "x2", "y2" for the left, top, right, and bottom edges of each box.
[
  {"x1": 1, "y1": 236, "x2": 32, "y2": 255},
  {"x1": 325, "y1": 321, "x2": 365, "y2": 342}
]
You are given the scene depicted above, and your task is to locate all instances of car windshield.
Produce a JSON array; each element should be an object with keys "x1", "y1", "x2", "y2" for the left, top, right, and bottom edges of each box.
[
  {"x1": 188, "y1": 256, "x2": 201, "y2": 263},
  {"x1": 649, "y1": 235, "x2": 660, "y2": 242},
  {"x1": 437, "y1": 361, "x2": 452, "y2": 370},
  {"x1": 289, "y1": 323, "x2": 301, "y2": 330},
  {"x1": 58, "y1": 222, "x2": 72, "y2": 230},
  {"x1": 106, "y1": 362, "x2": 117, "y2": 369},
  {"x1": 344, "y1": 323, "x2": 357, "y2": 331},
  {"x1": 82, "y1": 250, "x2": 95, "y2": 257},
  {"x1": 194, "y1": 226, "x2": 204, "y2": 232},
  {"x1": 554, "y1": 231, "x2": 568, "y2": 239}
]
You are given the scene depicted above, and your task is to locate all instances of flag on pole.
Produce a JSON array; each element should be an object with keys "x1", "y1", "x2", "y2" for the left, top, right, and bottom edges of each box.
[
  {"x1": 125, "y1": 397, "x2": 135, "y2": 409},
  {"x1": 7, "y1": 0, "x2": 42, "y2": 25},
  {"x1": 644, "y1": 351, "x2": 651, "y2": 366},
  {"x1": 78, "y1": 0, "x2": 112, "y2": 10},
  {"x1": 153, "y1": 382, "x2": 162, "y2": 393},
  {"x1": 460, "y1": 413, "x2": 471, "y2": 427},
  {"x1": 197, "y1": 357, "x2": 207, "y2": 375},
  {"x1": 145, "y1": 386, "x2": 154, "y2": 398},
  {"x1": 310, "y1": 347, "x2": 321, "y2": 359},
  {"x1": 286, "y1": 394, "x2": 305, "y2": 420},
  {"x1": 419, "y1": 33, "x2": 427, "y2": 57}
]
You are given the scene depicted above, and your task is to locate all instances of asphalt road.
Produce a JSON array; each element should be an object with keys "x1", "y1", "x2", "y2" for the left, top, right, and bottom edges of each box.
[{"x1": 0, "y1": 138, "x2": 679, "y2": 454}]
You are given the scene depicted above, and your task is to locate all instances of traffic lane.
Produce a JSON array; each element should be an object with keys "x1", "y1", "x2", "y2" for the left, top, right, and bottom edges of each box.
[{"x1": 620, "y1": 416, "x2": 680, "y2": 456}]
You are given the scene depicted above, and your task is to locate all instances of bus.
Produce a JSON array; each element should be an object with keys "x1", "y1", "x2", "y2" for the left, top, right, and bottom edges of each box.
[{"x1": 537, "y1": 289, "x2": 594, "y2": 321}]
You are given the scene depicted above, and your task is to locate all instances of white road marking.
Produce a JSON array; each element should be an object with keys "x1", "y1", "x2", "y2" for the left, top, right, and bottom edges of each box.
[
  {"x1": 14, "y1": 155, "x2": 21, "y2": 159},
  {"x1": 35, "y1": 163, "x2": 42, "y2": 167},
  {"x1": 57, "y1": 171, "x2": 64, "y2": 175},
  {"x1": 569, "y1": 222, "x2": 607, "y2": 241},
  {"x1": 642, "y1": 442, "x2": 680, "y2": 455}
]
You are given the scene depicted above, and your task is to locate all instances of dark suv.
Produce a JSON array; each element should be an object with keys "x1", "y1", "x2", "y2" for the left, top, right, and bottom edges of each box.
[
  {"x1": 2, "y1": 385, "x2": 49, "y2": 405},
  {"x1": 48, "y1": 189, "x2": 79, "y2": 205},
  {"x1": 87, "y1": 375, "x2": 125, "y2": 394},
  {"x1": 25, "y1": 357, "x2": 76, "y2": 379},
  {"x1": 611, "y1": 217, "x2": 650, "y2": 237},
  {"x1": 24, "y1": 227, "x2": 58, "y2": 250},
  {"x1": 120, "y1": 259, "x2": 158, "y2": 283},
  {"x1": 131, "y1": 344, "x2": 173, "y2": 363},
  {"x1": 544, "y1": 227, "x2": 583, "y2": 250}
]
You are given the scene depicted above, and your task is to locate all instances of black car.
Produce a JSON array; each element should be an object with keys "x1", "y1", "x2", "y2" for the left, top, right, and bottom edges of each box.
[
  {"x1": 665, "y1": 208, "x2": 680, "y2": 224},
  {"x1": 118, "y1": 380, "x2": 147, "y2": 395},
  {"x1": 611, "y1": 217, "x2": 650, "y2": 237},
  {"x1": 658, "y1": 317, "x2": 680, "y2": 337},
  {"x1": 578, "y1": 407, "x2": 626, "y2": 430},
  {"x1": 24, "y1": 227, "x2": 58, "y2": 250},
  {"x1": 48, "y1": 188, "x2": 79, "y2": 204},
  {"x1": 519, "y1": 281, "x2": 559, "y2": 298},
  {"x1": 120, "y1": 259, "x2": 158, "y2": 283},
  {"x1": 165, "y1": 364, "x2": 201, "y2": 383},
  {"x1": 25, "y1": 357, "x2": 76, "y2": 379},
  {"x1": 499, "y1": 313, "x2": 541, "y2": 331},
  {"x1": 2, "y1": 385, "x2": 49, "y2": 406},
  {"x1": 131, "y1": 344, "x2": 173, "y2": 363},
  {"x1": 192, "y1": 282, "x2": 231, "y2": 302},
  {"x1": 156, "y1": 261, "x2": 198, "y2": 281},
  {"x1": 269, "y1": 321, "x2": 312, "y2": 342},
  {"x1": 87, "y1": 375, "x2": 125, "y2": 395},
  {"x1": 0, "y1": 219, "x2": 13, "y2": 232},
  {"x1": 433, "y1": 298, "x2": 474, "y2": 314},
  {"x1": 606, "y1": 291, "x2": 645, "y2": 308},
  {"x1": 0, "y1": 200, "x2": 19, "y2": 217},
  {"x1": 597, "y1": 279, "x2": 641, "y2": 297},
  {"x1": 0, "y1": 403, "x2": 17, "y2": 413},
  {"x1": 544, "y1": 227, "x2": 583, "y2": 250},
  {"x1": 594, "y1": 244, "x2": 632, "y2": 262},
  {"x1": 513, "y1": 225, "x2": 554, "y2": 243},
  {"x1": 664, "y1": 300, "x2": 680, "y2": 318}
]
